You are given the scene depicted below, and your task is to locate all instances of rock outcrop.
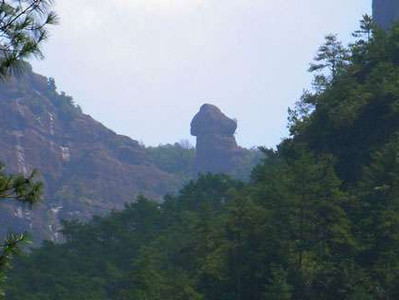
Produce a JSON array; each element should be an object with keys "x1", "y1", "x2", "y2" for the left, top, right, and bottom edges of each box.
[
  {"x1": 191, "y1": 104, "x2": 242, "y2": 173},
  {"x1": 373, "y1": 0, "x2": 399, "y2": 30},
  {"x1": 0, "y1": 68, "x2": 180, "y2": 242}
]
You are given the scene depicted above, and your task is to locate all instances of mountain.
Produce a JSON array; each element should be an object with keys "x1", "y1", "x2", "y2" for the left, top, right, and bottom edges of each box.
[{"x1": 0, "y1": 66, "x2": 182, "y2": 242}]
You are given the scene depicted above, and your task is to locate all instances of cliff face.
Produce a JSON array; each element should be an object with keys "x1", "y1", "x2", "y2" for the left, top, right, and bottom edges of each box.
[
  {"x1": 191, "y1": 104, "x2": 243, "y2": 173},
  {"x1": 0, "y1": 69, "x2": 179, "y2": 242},
  {"x1": 373, "y1": 0, "x2": 399, "y2": 30}
]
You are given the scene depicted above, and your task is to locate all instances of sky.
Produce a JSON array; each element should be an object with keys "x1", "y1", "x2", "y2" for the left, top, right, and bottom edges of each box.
[{"x1": 30, "y1": 0, "x2": 372, "y2": 148}]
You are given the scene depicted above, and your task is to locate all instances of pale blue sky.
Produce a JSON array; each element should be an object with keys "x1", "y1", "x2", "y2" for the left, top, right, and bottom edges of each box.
[{"x1": 31, "y1": 0, "x2": 372, "y2": 148}]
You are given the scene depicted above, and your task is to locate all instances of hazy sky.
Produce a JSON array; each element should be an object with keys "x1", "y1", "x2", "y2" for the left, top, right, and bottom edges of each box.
[{"x1": 31, "y1": 0, "x2": 372, "y2": 148}]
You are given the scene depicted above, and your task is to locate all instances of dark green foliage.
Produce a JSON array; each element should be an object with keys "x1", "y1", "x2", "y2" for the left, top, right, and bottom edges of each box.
[
  {"x1": 5, "y1": 151, "x2": 355, "y2": 299},
  {"x1": 264, "y1": 266, "x2": 292, "y2": 300},
  {"x1": 6, "y1": 175, "x2": 244, "y2": 299},
  {"x1": 6, "y1": 17, "x2": 399, "y2": 300}
]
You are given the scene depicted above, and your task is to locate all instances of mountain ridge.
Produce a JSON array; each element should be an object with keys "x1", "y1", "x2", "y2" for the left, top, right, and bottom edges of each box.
[{"x1": 0, "y1": 67, "x2": 182, "y2": 242}]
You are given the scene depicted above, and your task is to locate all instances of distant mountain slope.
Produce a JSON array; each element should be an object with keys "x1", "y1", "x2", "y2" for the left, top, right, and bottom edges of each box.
[{"x1": 0, "y1": 66, "x2": 181, "y2": 242}]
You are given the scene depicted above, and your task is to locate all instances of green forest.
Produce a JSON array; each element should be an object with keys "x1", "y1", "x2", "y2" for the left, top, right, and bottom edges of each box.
[{"x1": 2, "y1": 15, "x2": 399, "y2": 299}]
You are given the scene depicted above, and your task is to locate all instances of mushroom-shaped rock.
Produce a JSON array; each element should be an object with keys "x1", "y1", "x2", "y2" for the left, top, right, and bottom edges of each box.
[
  {"x1": 191, "y1": 104, "x2": 241, "y2": 173},
  {"x1": 191, "y1": 104, "x2": 237, "y2": 136},
  {"x1": 373, "y1": 0, "x2": 399, "y2": 30}
]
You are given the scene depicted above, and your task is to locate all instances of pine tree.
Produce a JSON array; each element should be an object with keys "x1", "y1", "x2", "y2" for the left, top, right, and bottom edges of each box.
[
  {"x1": 352, "y1": 15, "x2": 374, "y2": 42},
  {"x1": 0, "y1": 2, "x2": 55, "y2": 295},
  {"x1": 0, "y1": 0, "x2": 57, "y2": 78},
  {"x1": 0, "y1": 165, "x2": 42, "y2": 297},
  {"x1": 309, "y1": 34, "x2": 349, "y2": 90}
]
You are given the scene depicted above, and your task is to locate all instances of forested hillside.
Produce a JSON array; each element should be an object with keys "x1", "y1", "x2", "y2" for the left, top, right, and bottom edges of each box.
[{"x1": 5, "y1": 18, "x2": 399, "y2": 299}]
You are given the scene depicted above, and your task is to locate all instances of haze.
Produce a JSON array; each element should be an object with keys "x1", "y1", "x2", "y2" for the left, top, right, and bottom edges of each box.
[{"x1": 31, "y1": 0, "x2": 371, "y2": 148}]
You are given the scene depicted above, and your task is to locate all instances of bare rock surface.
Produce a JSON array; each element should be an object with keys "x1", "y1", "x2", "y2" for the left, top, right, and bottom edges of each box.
[
  {"x1": 373, "y1": 0, "x2": 399, "y2": 30},
  {"x1": 191, "y1": 104, "x2": 243, "y2": 173},
  {"x1": 0, "y1": 69, "x2": 179, "y2": 242}
]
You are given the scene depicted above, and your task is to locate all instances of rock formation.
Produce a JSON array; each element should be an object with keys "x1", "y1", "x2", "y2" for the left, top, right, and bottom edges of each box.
[
  {"x1": 373, "y1": 0, "x2": 399, "y2": 30},
  {"x1": 191, "y1": 104, "x2": 242, "y2": 173},
  {"x1": 0, "y1": 67, "x2": 180, "y2": 242}
]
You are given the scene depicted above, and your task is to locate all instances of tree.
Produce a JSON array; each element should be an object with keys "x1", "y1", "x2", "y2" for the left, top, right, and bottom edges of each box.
[
  {"x1": 0, "y1": 165, "x2": 42, "y2": 297},
  {"x1": 352, "y1": 15, "x2": 374, "y2": 42},
  {"x1": 350, "y1": 15, "x2": 375, "y2": 66},
  {"x1": 309, "y1": 34, "x2": 349, "y2": 89},
  {"x1": 0, "y1": 0, "x2": 57, "y2": 78},
  {"x1": 0, "y1": 1, "x2": 55, "y2": 295}
]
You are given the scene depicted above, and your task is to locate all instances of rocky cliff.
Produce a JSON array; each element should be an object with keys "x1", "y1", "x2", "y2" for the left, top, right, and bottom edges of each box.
[
  {"x1": 0, "y1": 67, "x2": 180, "y2": 242},
  {"x1": 373, "y1": 0, "x2": 399, "y2": 30},
  {"x1": 191, "y1": 104, "x2": 244, "y2": 173}
]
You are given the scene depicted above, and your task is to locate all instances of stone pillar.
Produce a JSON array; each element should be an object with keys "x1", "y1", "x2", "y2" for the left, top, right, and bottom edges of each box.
[
  {"x1": 191, "y1": 104, "x2": 240, "y2": 173},
  {"x1": 373, "y1": 0, "x2": 399, "y2": 30}
]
